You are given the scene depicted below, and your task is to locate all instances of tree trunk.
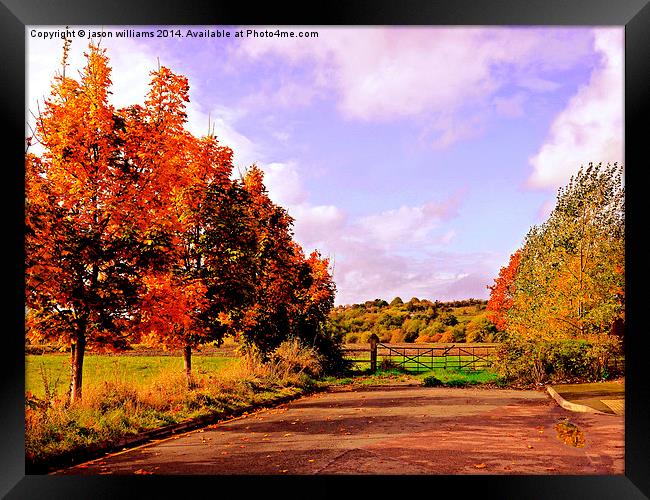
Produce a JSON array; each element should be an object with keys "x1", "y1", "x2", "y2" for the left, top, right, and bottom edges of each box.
[
  {"x1": 183, "y1": 344, "x2": 193, "y2": 388},
  {"x1": 69, "y1": 331, "x2": 86, "y2": 404}
]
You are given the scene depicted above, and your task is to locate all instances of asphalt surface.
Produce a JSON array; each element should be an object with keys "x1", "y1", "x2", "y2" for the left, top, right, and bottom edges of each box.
[{"x1": 55, "y1": 385, "x2": 624, "y2": 475}]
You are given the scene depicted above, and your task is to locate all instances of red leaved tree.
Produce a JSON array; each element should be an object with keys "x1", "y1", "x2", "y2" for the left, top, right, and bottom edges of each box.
[
  {"x1": 26, "y1": 44, "x2": 159, "y2": 402},
  {"x1": 486, "y1": 249, "x2": 521, "y2": 332}
]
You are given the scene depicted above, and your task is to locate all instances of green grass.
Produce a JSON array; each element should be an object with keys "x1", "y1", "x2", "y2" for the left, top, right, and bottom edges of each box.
[
  {"x1": 321, "y1": 368, "x2": 416, "y2": 387},
  {"x1": 417, "y1": 368, "x2": 501, "y2": 387},
  {"x1": 24, "y1": 350, "x2": 314, "y2": 468},
  {"x1": 321, "y1": 365, "x2": 501, "y2": 388},
  {"x1": 26, "y1": 354, "x2": 238, "y2": 398}
]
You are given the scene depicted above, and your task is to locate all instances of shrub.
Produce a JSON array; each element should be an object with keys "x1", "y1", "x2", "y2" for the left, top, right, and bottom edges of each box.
[
  {"x1": 439, "y1": 312, "x2": 459, "y2": 326},
  {"x1": 439, "y1": 330, "x2": 455, "y2": 343},
  {"x1": 312, "y1": 331, "x2": 352, "y2": 375},
  {"x1": 270, "y1": 338, "x2": 323, "y2": 380},
  {"x1": 430, "y1": 321, "x2": 446, "y2": 334},
  {"x1": 466, "y1": 316, "x2": 497, "y2": 343},
  {"x1": 451, "y1": 324, "x2": 466, "y2": 342},
  {"x1": 345, "y1": 333, "x2": 359, "y2": 344},
  {"x1": 422, "y1": 375, "x2": 443, "y2": 387},
  {"x1": 359, "y1": 331, "x2": 374, "y2": 344},
  {"x1": 403, "y1": 330, "x2": 419, "y2": 343},
  {"x1": 389, "y1": 329, "x2": 405, "y2": 343},
  {"x1": 379, "y1": 357, "x2": 403, "y2": 371},
  {"x1": 493, "y1": 334, "x2": 622, "y2": 384}
]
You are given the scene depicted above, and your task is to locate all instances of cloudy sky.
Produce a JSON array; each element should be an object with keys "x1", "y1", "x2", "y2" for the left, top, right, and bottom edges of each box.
[{"x1": 26, "y1": 26, "x2": 624, "y2": 305}]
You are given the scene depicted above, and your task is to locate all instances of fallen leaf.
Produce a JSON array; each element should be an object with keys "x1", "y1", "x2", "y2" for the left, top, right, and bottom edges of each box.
[{"x1": 474, "y1": 463, "x2": 487, "y2": 469}]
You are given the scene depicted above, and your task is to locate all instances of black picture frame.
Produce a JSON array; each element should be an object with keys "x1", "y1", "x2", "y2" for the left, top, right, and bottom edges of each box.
[{"x1": 3, "y1": 1, "x2": 649, "y2": 498}]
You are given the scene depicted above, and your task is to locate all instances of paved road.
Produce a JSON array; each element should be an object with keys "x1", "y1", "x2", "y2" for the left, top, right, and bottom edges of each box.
[{"x1": 56, "y1": 385, "x2": 624, "y2": 475}]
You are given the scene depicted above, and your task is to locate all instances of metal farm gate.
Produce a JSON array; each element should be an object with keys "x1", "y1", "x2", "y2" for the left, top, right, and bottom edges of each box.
[{"x1": 343, "y1": 338, "x2": 498, "y2": 373}]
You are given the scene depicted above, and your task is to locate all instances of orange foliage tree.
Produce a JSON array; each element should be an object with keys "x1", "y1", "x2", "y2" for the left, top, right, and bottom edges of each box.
[
  {"x1": 26, "y1": 44, "x2": 164, "y2": 402},
  {"x1": 486, "y1": 249, "x2": 521, "y2": 332},
  {"x1": 26, "y1": 43, "x2": 340, "y2": 400},
  {"x1": 237, "y1": 167, "x2": 337, "y2": 363}
]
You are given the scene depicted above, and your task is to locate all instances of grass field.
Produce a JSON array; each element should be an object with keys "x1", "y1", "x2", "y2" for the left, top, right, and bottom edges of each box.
[
  {"x1": 418, "y1": 368, "x2": 501, "y2": 386},
  {"x1": 323, "y1": 366, "x2": 501, "y2": 388},
  {"x1": 24, "y1": 349, "x2": 314, "y2": 467},
  {"x1": 26, "y1": 354, "x2": 239, "y2": 398}
]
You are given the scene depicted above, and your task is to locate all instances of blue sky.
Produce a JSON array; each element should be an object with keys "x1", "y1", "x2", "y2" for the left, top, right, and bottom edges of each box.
[{"x1": 26, "y1": 26, "x2": 624, "y2": 305}]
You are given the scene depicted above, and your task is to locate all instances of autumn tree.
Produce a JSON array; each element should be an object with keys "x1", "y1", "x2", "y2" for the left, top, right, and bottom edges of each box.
[
  {"x1": 233, "y1": 166, "x2": 298, "y2": 354},
  {"x1": 389, "y1": 297, "x2": 404, "y2": 307},
  {"x1": 508, "y1": 163, "x2": 624, "y2": 340},
  {"x1": 486, "y1": 249, "x2": 521, "y2": 331},
  {"x1": 26, "y1": 44, "x2": 157, "y2": 402},
  {"x1": 235, "y1": 167, "x2": 339, "y2": 367},
  {"x1": 288, "y1": 249, "x2": 342, "y2": 370},
  {"x1": 137, "y1": 138, "x2": 245, "y2": 386},
  {"x1": 26, "y1": 43, "x2": 343, "y2": 396},
  {"x1": 491, "y1": 163, "x2": 624, "y2": 383}
]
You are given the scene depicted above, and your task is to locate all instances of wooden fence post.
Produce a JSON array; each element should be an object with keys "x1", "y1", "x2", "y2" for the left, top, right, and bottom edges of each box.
[{"x1": 369, "y1": 334, "x2": 379, "y2": 373}]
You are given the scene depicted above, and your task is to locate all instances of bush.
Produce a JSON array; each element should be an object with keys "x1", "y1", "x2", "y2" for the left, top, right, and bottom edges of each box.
[
  {"x1": 379, "y1": 357, "x2": 403, "y2": 371},
  {"x1": 345, "y1": 333, "x2": 359, "y2": 344},
  {"x1": 430, "y1": 321, "x2": 446, "y2": 334},
  {"x1": 389, "y1": 329, "x2": 405, "y2": 343},
  {"x1": 493, "y1": 334, "x2": 622, "y2": 384},
  {"x1": 466, "y1": 316, "x2": 497, "y2": 343},
  {"x1": 439, "y1": 330, "x2": 454, "y2": 343},
  {"x1": 422, "y1": 375, "x2": 443, "y2": 387},
  {"x1": 270, "y1": 338, "x2": 323, "y2": 379},
  {"x1": 439, "y1": 312, "x2": 458, "y2": 326},
  {"x1": 451, "y1": 324, "x2": 466, "y2": 342},
  {"x1": 403, "y1": 330, "x2": 419, "y2": 343}
]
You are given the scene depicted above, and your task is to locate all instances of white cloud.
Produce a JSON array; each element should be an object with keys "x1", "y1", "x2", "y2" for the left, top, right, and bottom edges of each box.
[
  {"x1": 527, "y1": 28, "x2": 623, "y2": 189},
  {"x1": 259, "y1": 161, "x2": 307, "y2": 206},
  {"x1": 357, "y1": 197, "x2": 460, "y2": 249},
  {"x1": 235, "y1": 27, "x2": 596, "y2": 148}
]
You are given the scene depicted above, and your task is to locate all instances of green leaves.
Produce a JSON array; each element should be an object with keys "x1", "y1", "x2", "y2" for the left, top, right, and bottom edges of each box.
[{"x1": 490, "y1": 162, "x2": 624, "y2": 383}]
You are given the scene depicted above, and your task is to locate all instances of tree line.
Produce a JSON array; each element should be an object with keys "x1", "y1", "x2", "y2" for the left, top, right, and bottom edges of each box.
[
  {"x1": 25, "y1": 43, "x2": 336, "y2": 403},
  {"x1": 329, "y1": 297, "x2": 500, "y2": 344}
]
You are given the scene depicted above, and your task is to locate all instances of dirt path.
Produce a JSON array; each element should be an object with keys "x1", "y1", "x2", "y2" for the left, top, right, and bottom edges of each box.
[{"x1": 55, "y1": 385, "x2": 624, "y2": 475}]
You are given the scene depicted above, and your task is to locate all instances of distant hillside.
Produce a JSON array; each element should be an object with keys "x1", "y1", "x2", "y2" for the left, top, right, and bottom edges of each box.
[{"x1": 329, "y1": 297, "x2": 503, "y2": 344}]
